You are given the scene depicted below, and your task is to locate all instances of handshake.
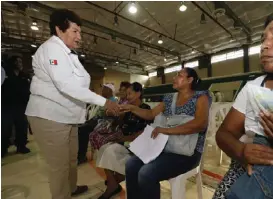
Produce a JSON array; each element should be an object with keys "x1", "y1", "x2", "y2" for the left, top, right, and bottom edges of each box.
[{"x1": 104, "y1": 100, "x2": 133, "y2": 116}]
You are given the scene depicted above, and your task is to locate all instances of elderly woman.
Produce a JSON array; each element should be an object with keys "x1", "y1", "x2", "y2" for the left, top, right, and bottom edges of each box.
[
  {"x1": 213, "y1": 13, "x2": 273, "y2": 199},
  {"x1": 26, "y1": 9, "x2": 119, "y2": 199},
  {"x1": 95, "y1": 82, "x2": 152, "y2": 199},
  {"x1": 89, "y1": 82, "x2": 131, "y2": 151},
  {"x1": 121, "y1": 67, "x2": 212, "y2": 199}
]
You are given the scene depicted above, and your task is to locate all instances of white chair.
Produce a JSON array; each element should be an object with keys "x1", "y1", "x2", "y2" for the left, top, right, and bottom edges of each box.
[
  {"x1": 167, "y1": 103, "x2": 215, "y2": 199},
  {"x1": 169, "y1": 162, "x2": 203, "y2": 199}
]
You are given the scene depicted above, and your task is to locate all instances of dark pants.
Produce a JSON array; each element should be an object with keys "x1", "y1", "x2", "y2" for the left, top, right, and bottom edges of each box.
[
  {"x1": 1, "y1": 107, "x2": 28, "y2": 155},
  {"x1": 125, "y1": 151, "x2": 201, "y2": 199},
  {"x1": 77, "y1": 119, "x2": 97, "y2": 160}
]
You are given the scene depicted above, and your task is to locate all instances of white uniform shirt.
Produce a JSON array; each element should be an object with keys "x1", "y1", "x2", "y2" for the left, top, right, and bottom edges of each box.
[
  {"x1": 232, "y1": 75, "x2": 266, "y2": 142},
  {"x1": 25, "y1": 36, "x2": 106, "y2": 124}
]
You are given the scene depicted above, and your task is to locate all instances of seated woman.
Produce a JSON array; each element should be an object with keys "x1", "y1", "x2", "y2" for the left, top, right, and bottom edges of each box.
[
  {"x1": 121, "y1": 67, "x2": 211, "y2": 199},
  {"x1": 78, "y1": 83, "x2": 119, "y2": 164},
  {"x1": 89, "y1": 82, "x2": 131, "y2": 151},
  {"x1": 96, "y1": 82, "x2": 152, "y2": 199},
  {"x1": 213, "y1": 13, "x2": 273, "y2": 199}
]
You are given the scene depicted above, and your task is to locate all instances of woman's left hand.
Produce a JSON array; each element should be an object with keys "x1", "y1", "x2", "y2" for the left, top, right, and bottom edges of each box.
[
  {"x1": 151, "y1": 127, "x2": 167, "y2": 139},
  {"x1": 260, "y1": 111, "x2": 273, "y2": 139}
]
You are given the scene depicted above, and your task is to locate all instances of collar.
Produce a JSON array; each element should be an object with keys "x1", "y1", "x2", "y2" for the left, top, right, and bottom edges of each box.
[{"x1": 51, "y1": 35, "x2": 71, "y2": 54}]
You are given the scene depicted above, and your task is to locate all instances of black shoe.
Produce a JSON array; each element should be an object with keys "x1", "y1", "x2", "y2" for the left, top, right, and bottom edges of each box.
[
  {"x1": 16, "y1": 146, "x2": 30, "y2": 154},
  {"x1": 71, "y1": 185, "x2": 88, "y2": 196},
  {"x1": 104, "y1": 180, "x2": 107, "y2": 185},
  {"x1": 78, "y1": 156, "x2": 88, "y2": 165},
  {"x1": 98, "y1": 185, "x2": 122, "y2": 199}
]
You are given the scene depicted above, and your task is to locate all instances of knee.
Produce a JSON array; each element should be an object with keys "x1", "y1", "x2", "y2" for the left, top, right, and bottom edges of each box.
[
  {"x1": 138, "y1": 166, "x2": 155, "y2": 185},
  {"x1": 125, "y1": 156, "x2": 140, "y2": 176}
]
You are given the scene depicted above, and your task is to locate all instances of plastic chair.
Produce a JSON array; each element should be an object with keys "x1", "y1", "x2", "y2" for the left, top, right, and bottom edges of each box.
[
  {"x1": 169, "y1": 162, "x2": 203, "y2": 199},
  {"x1": 167, "y1": 103, "x2": 215, "y2": 199}
]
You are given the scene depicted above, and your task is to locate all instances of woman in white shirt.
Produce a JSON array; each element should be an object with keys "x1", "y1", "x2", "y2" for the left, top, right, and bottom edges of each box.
[
  {"x1": 26, "y1": 9, "x2": 119, "y2": 199},
  {"x1": 213, "y1": 13, "x2": 273, "y2": 199}
]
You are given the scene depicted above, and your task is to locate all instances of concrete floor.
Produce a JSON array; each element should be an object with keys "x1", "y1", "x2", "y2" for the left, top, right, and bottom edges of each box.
[{"x1": 1, "y1": 136, "x2": 231, "y2": 199}]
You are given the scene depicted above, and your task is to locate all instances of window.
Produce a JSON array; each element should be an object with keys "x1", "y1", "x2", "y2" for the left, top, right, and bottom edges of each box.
[
  {"x1": 148, "y1": 71, "x2": 157, "y2": 77},
  {"x1": 249, "y1": 44, "x2": 261, "y2": 55},
  {"x1": 184, "y1": 61, "x2": 198, "y2": 68},
  {"x1": 226, "y1": 50, "x2": 243, "y2": 60},
  {"x1": 164, "y1": 65, "x2": 181, "y2": 74},
  {"x1": 211, "y1": 54, "x2": 227, "y2": 63},
  {"x1": 211, "y1": 49, "x2": 244, "y2": 64}
]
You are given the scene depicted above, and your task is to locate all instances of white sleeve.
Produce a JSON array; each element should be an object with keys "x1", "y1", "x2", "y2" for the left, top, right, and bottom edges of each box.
[
  {"x1": 42, "y1": 43, "x2": 107, "y2": 107},
  {"x1": 232, "y1": 84, "x2": 248, "y2": 114}
]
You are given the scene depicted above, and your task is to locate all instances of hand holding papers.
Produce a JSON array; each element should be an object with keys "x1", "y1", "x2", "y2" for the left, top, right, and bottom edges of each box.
[{"x1": 129, "y1": 124, "x2": 169, "y2": 164}]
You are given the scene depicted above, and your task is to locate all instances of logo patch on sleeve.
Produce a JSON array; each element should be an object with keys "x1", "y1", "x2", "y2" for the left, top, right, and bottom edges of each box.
[{"x1": 49, "y1": 59, "x2": 58, "y2": 65}]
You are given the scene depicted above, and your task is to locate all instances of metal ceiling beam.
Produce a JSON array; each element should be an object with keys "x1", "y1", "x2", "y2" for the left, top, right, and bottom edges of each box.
[
  {"x1": 85, "y1": 1, "x2": 207, "y2": 55},
  {"x1": 24, "y1": 1, "x2": 180, "y2": 57},
  {"x1": 1, "y1": 35, "x2": 148, "y2": 72},
  {"x1": 191, "y1": 1, "x2": 233, "y2": 38},
  {"x1": 214, "y1": 2, "x2": 251, "y2": 37}
]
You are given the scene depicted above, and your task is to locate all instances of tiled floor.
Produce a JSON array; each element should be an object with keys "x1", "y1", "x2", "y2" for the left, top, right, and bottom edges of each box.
[{"x1": 1, "y1": 136, "x2": 230, "y2": 199}]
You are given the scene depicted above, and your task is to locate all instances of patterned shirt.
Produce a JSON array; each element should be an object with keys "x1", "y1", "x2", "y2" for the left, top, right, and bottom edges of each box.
[{"x1": 162, "y1": 91, "x2": 212, "y2": 153}]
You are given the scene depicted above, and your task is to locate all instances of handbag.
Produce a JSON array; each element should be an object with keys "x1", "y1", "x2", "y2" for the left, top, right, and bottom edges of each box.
[{"x1": 163, "y1": 93, "x2": 199, "y2": 156}]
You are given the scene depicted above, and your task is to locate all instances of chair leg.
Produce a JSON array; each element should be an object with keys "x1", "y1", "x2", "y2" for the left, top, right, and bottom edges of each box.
[
  {"x1": 219, "y1": 150, "x2": 223, "y2": 166},
  {"x1": 170, "y1": 177, "x2": 186, "y2": 199},
  {"x1": 196, "y1": 172, "x2": 203, "y2": 199}
]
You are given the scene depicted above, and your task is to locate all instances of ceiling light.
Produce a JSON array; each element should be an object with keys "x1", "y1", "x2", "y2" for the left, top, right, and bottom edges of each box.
[
  {"x1": 113, "y1": 14, "x2": 119, "y2": 26},
  {"x1": 191, "y1": 49, "x2": 195, "y2": 54},
  {"x1": 31, "y1": 44, "x2": 37, "y2": 48},
  {"x1": 104, "y1": 67, "x2": 107, "y2": 70},
  {"x1": 116, "y1": 61, "x2": 119, "y2": 64},
  {"x1": 32, "y1": 22, "x2": 37, "y2": 26},
  {"x1": 31, "y1": 25, "x2": 39, "y2": 31},
  {"x1": 158, "y1": 35, "x2": 163, "y2": 44},
  {"x1": 233, "y1": 21, "x2": 243, "y2": 32},
  {"x1": 164, "y1": 57, "x2": 167, "y2": 62},
  {"x1": 229, "y1": 37, "x2": 235, "y2": 42},
  {"x1": 200, "y1": 13, "x2": 207, "y2": 24},
  {"x1": 128, "y1": 2, "x2": 137, "y2": 14},
  {"x1": 179, "y1": 2, "x2": 187, "y2": 12},
  {"x1": 81, "y1": 54, "x2": 85, "y2": 57},
  {"x1": 93, "y1": 36, "x2": 98, "y2": 45},
  {"x1": 213, "y1": 2, "x2": 226, "y2": 18}
]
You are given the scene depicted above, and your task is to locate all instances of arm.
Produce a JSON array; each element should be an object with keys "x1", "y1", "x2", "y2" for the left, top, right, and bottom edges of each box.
[
  {"x1": 121, "y1": 102, "x2": 165, "y2": 121},
  {"x1": 119, "y1": 131, "x2": 142, "y2": 142},
  {"x1": 216, "y1": 108, "x2": 246, "y2": 161},
  {"x1": 163, "y1": 95, "x2": 209, "y2": 135},
  {"x1": 216, "y1": 85, "x2": 273, "y2": 166},
  {"x1": 42, "y1": 43, "x2": 106, "y2": 106}
]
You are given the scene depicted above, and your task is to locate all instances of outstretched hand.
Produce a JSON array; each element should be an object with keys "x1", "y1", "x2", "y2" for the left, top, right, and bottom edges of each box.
[
  {"x1": 104, "y1": 100, "x2": 120, "y2": 116},
  {"x1": 119, "y1": 104, "x2": 134, "y2": 113}
]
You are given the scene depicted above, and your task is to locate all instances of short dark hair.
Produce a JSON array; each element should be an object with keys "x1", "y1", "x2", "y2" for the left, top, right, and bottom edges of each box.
[
  {"x1": 131, "y1": 82, "x2": 143, "y2": 99},
  {"x1": 184, "y1": 67, "x2": 201, "y2": 90},
  {"x1": 8, "y1": 56, "x2": 21, "y2": 69},
  {"x1": 49, "y1": 9, "x2": 82, "y2": 36},
  {"x1": 120, "y1": 81, "x2": 131, "y2": 89},
  {"x1": 264, "y1": 13, "x2": 273, "y2": 29}
]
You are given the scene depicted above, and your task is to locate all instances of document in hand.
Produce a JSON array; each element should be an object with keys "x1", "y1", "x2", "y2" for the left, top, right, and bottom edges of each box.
[{"x1": 129, "y1": 125, "x2": 169, "y2": 164}]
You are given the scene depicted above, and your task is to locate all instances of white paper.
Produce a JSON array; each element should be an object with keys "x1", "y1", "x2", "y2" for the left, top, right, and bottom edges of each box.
[{"x1": 129, "y1": 125, "x2": 169, "y2": 164}]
